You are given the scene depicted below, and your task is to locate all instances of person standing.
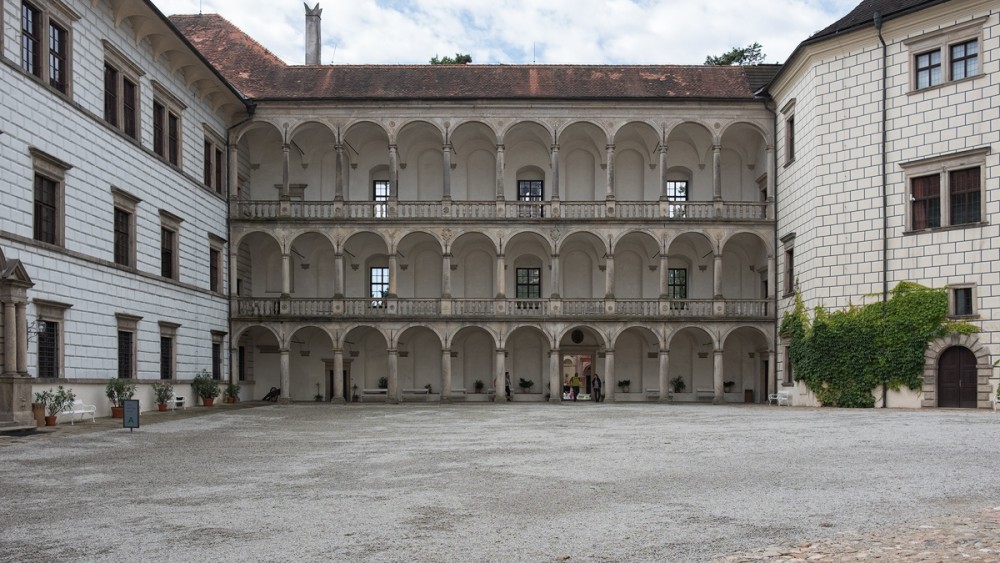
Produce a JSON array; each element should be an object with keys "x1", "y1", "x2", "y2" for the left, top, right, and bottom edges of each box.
[
  {"x1": 592, "y1": 373, "x2": 603, "y2": 402},
  {"x1": 570, "y1": 372, "x2": 581, "y2": 401},
  {"x1": 504, "y1": 371, "x2": 512, "y2": 402}
]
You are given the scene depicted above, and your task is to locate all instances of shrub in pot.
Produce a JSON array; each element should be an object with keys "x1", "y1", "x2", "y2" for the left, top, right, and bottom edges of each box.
[
  {"x1": 224, "y1": 382, "x2": 240, "y2": 404},
  {"x1": 669, "y1": 376, "x2": 686, "y2": 394},
  {"x1": 474, "y1": 380, "x2": 484, "y2": 393},
  {"x1": 35, "y1": 386, "x2": 74, "y2": 426},
  {"x1": 152, "y1": 381, "x2": 173, "y2": 411},
  {"x1": 191, "y1": 370, "x2": 221, "y2": 406},
  {"x1": 518, "y1": 378, "x2": 534, "y2": 392},
  {"x1": 106, "y1": 378, "x2": 137, "y2": 418}
]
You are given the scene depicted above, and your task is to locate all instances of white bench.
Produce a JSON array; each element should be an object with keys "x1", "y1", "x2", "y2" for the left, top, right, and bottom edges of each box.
[
  {"x1": 991, "y1": 393, "x2": 998, "y2": 411},
  {"x1": 695, "y1": 387, "x2": 715, "y2": 398},
  {"x1": 768, "y1": 390, "x2": 791, "y2": 405},
  {"x1": 58, "y1": 400, "x2": 96, "y2": 425},
  {"x1": 645, "y1": 388, "x2": 672, "y2": 400},
  {"x1": 361, "y1": 388, "x2": 387, "y2": 402},
  {"x1": 166, "y1": 393, "x2": 185, "y2": 411},
  {"x1": 402, "y1": 388, "x2": 431, "y2": 402}
]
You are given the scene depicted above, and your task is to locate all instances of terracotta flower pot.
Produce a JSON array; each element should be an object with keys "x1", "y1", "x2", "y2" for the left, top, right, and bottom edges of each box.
[
  {"x1": 202, "y1": 397, "x2": 214, "y2": 407},
  {"x1": 44, "y1": 415, "x2": 57, "y2": 426},
  {"x1": 225, "y1": 397, "x2": 235, "y2": 404},
  {"x1": 158, "y1": 403, "x2": 168, "y2": 412},
  {"x1": 111, "y1": 406, "x2": 124, "y2": 419}
]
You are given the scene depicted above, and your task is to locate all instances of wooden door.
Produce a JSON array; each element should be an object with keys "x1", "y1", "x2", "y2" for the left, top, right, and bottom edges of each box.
[{"x1": 938, "y1": 347, "x2": 977, "y2": 408}]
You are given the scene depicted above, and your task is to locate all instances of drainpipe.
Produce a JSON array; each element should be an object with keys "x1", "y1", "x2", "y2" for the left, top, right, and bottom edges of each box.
[
  {"x1": 875, "y1": 12, "x2": 889, "y2": 408},
  {"x1": 226, "y1": 105, "x2": 256, "y2": 387},
  {"x1": 765, "y1": 99, "x2": 779, "y2": 400}
]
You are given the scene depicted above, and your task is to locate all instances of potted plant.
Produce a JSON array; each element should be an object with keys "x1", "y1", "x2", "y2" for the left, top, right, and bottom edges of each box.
[
  {"x1": 351, "y1": 384, "x2": 359, "y2": 403},
  {"x1": 424, "y1": 383, "x2": 432, "y2": 393},
  {"x1": 474, "y1": 379, "x2": 484, "y2": 393},
  {"x1": 152, "y1": 381, "x2": 173, "y2": 411},
  {"x1": 377, "y1": 376, "x2": 388, "y2": 390},
  {"x1": 617, "y1": 379, "x2": 631, "y2": 393},
  {"x1": 669, "y1": 376, "x2": 686, "y2": 394},
  {"x1": 191, "y1": 370, "x2": 220, "y2": 407},
  {"x1": 518, "y1": 378, "x2": 534, "y2": 392},
  {"x1": 225, "y1": 382, "x2": 241, "y2": 404},
  {"x1": 106, "y1": 377, "x2": 137, "y2": 418},
  {"x1": 724, "y1": 380, "x2": 735, "y2": 393},
  {"x1": 36, "y1": 386, "x2": 74, "y2": 426}
]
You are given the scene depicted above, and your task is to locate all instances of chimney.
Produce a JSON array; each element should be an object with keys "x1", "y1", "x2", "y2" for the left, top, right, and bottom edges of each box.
[{"x1": 305, "y1": 3, "x2": 322, "y2": 65}]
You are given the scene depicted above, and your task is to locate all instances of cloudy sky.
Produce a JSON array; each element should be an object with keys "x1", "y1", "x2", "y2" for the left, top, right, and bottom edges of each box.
[{"x1": 152, "y1": 0, "x2": 860, "y2": 66}]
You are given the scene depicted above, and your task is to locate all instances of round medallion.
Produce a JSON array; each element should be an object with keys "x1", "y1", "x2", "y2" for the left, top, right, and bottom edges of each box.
[{"x1": 571, "y1": 329, "x2": 584, "y2": 344}]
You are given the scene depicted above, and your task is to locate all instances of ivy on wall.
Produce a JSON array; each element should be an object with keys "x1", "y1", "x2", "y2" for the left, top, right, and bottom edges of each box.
[{"x1": 779, "y1": 282, "x2": 978, "y2": 408}]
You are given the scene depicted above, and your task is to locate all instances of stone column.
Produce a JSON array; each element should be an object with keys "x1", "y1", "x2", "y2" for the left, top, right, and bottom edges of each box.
[
  {"x1": 496, "y1": 254, "x2": 506, "y2": 298},
  {"x1": 550, "y1": 254, "x2": 560, "y2": 298},
  {"x1": 229, "y1": 253, "x2": 239, "y2": 295},
  {"x1": 334, "y1": 143, "x2": 345, "y2": 200},
  {"x1": 604, "y1": 255, "x2": 615, "y2": 298},
  {"x1": 767, "y1": 254, "x2": 776, "y2": 299},
  {"x1": 605, "y1": 144, "x2": 615, "y2": 199},
  {"x1": 281, "y1": 252, "x2": 291, "y2": 297},
  {"x1": 442, "y1": 144, "x2": 452, "y2": 200},
  {"x1": 713, "y1": 349, "x2": 724, "y2": 404},
  {"x1": 549, "y1": 349, "x2": 561, "y2": 403},
  {"x1": 766, "y1": 144, "x2": 775, "y2": 201},
  {"x1": 550, "y1": 144, "x2": 560, "y2": 200},
  {"x1": 714, "y1": 253, "x2": 723, "y2": 298},
  {"x1": 442, "y1": 254, "x2": 452, "y2": 298},
  {"x1": 3, "y1": 302, "x2": 15, "y2": 375},
  {"x1": 279, "y1": 348, "x2": 291, "y2": 402},
  {"x1": 334, "y1": 252, "x2": 345, "y2": 298},
  {"x1": 387, "y1": 349, "x2": 399, "y2": 404},
  {"x1": 281, "y1": 143, "x2": 290, "y2": 199},
  {"x1": 441, "y1": 348, "x2": 452, "y2": 401},
  {"x1": 495, "y1": 144, "x2": 505, "y2": 200},
  {"x1": 659, "y1": 349, "x2": 670, "y2": 402},
  {"x1": 712, "y1": 144, "x2": 722, "y2": 201},
  {"x1": 229, "y1": 346, "x2": 239, "y2": 385},
  {"x1": 15, "y1": 303, "x2": 27, "y2": 375},
  {"x1": 388, "y1": 144, "x2": 399, "y2": 199},
  {"x1": 495, "y1": 349, "x2": 506, "y2": 400},
  {"x1": 659, "y1": 252, "x2": 670, "y2": 298},
  {"x1": 333, "y1": 349, "x2": 345, "y2": 403},
  {"x1": 387, "y1": 253, "x2": 398, "y2": 298},
  {"x1": 768, "y1": 349, "x2": 777, "y2": 401},
  {"x1": 659, "y1": 145, "x2": 669, "y2": 199},
  {"x1": 604, "y1": 350, "x2": 616, "y2": 403}
]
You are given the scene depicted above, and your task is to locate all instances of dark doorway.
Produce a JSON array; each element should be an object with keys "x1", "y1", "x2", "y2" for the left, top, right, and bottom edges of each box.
[{"x1": 938, "y1": 347, "x2": 977, "y2": 408}]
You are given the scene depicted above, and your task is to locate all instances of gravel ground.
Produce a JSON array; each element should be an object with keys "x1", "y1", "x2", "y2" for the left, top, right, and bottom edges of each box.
[{"x1": 0, "y1": 403, "x2": 998, "y2": 562}]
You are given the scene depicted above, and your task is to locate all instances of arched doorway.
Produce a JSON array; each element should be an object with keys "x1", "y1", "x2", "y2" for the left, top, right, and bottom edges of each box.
[{"x1": 938, "y1": 347, "x2": 977, "y2": 408}]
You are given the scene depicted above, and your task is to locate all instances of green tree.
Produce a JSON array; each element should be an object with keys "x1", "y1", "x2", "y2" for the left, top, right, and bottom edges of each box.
[
  {"x1": 430, "y1": 53, "x2": 472, "y2": 65},
  {"x1": 705, "y1": 42, "x2": 765, "y2": 65}
]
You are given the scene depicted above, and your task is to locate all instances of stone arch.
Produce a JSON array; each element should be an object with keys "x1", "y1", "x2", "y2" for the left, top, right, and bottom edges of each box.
[{"x1": 923, "y1": 334, "x2": 992, "y2": 408}]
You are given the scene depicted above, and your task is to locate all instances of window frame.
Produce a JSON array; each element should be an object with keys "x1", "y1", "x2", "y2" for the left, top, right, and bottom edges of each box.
[
  {"x1": 372, "y1": 180, "x2": 390, "y2": 218},
  {"x1": 209, "y1": 234, "x2": 225, "y2": 294},
  {"x1": 515, "y1": 267, "x2": 542, "y2": 299},
  {"x1": 29, "y1": 148, "x2": 71, "y2": 247},
  {"x1": 948, "y1": 284, "x2": 977, "y2": 319},
  {"x1": 159, "y1": 321, "x2": 179, "y2": 380},
  {"x1": 33, "y1": 298, "x2": 71, "y2": 379},
  {"x1": 151, "y1": 82, "x2": 186, "y2": 168},
  {"x1": 115, "y1": 313, "x2": 141, "y2": 379},
  {"x1": 369, "y1": 265, "x2": 389, "y2": 307},
  {"x1": 159, "y1": 210, "x2": 183, "y2": 281},
  {"x1": 211, "y1": 331, "x2": 226, "y2": 381},
  {"x1": 905, "y1": 17, "x2": 985, "y2": 93},
  {"x1": 780, "y1": 98, "x2": 796, "y2": 166},
  {"x1": 900, "y1": 147, "x2": 988, "y2": 233},
  {"x1": 111, "y1": 187, "x2": 140, "y2": 268},
  {"x1": 203, "y1": 127, "x2": 226, "y2": 195},
  {"x1": 103, "y1": 41, "x2": 143, "y2": 141},
  {"x1": 667, "y1": 267, "x2": 688, "y2": 300},
  {"x1": 19, "y1": 0, "x2": 78, "y2": 96},
  {"x1": 780, "y1": 232, "x2": 796, "y2": 297}
]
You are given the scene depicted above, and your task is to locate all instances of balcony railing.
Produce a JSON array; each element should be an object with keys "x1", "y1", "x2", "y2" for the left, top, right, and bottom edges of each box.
[
  {"x1": 233, "y1": 297, "x2": 772, "y2": 320},
  {"x1": 233, "y1": 199, "x2": 771, "y2": 222}
]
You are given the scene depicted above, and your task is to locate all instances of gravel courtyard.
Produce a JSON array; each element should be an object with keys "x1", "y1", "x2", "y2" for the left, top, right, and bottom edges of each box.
[{"x1": 1, "y1": 403, "x2": 998, "y2": 562}]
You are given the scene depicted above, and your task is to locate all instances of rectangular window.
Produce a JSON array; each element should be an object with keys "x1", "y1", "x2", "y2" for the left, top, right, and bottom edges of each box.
[
  {"x1": 783, "y1": 248, "x2": 795, "y2": 296},
  {"x1": 48, "y1": 20, "x2": 67, "y2": 93},
  {"x1": 667, "y1": 268, "x2": 687, "y2": 299},
  {"x1": 161, "y1": 228, "x2": 175, "y2": 279},
  {"x1": 114, "y1": 208, "x2": 131, "y2": 266},
  {"x1": 950, "y1": 40, "x2": 978, "y2": 80},
  {"x1": 203, "y1": 141, "x2": 213, "y2": 186},
  {"x1": 215, "y1": 148, "x2": 224, "y2": 192},
  {"x1": 911, "y1": 175, "x2": 941, "y2": 230},
  {"x1": 212, "y1": 342, "x2": 222, "y2": 380},
  {"x1": 515, "y1": 267, "x2": 541, "y2": 299},
  {"x1": 21, "y1": 2, "x2": 41, "y2": 78},
  {"x1": 153, "y1": 101, "x2": 164, "y2": 157},
  {"x1": 783, "y1": 346, "x2": 793, "y2": 384},
  {"x1": 167, "y1": 113, "x2": 179, "y2": 165},
  {"x1": 122, "y1": 78, "x2": 137, "y2": 139},
  {"x1": 209, "y1": 246, "x2": 222, "y2": 293},
  {"x1": 160, "y1": 336, "x2": 173, "y2": 379},
  {"x1": 915, "y1": 50, "x2": 942, "y2": 89},
  {"x1": 373, "y1": 180, "x2": 390, "y2": 218},
  {"x1": 238, "y1": 345, "x2": 246, "y2": 381},
  {"x1": 949, "y1": 168, "x2": 980, "y2": 226},
  {"x1": 33, "y1": 174, "x2": 57, "y2": 244},
  {"x1": 370, "y1": 266, "x2": 389, "y2": 306},
  {"x1": 517, "y1": 180, "x2": 543, "y2": 218},
  {"x1": 665, "y1": 180, "x2": 688, "y2": 218},
  {"x1": 103, "y1": 64, "x2": 118, "y2": 127},
  {"x1": 117, "y1": 330, "x2": 133, "y2": 379},
  {"x1": 37, "y1": 320, "x2": 58, "y2": 378},
  {"x1": 202, "y1": 137, "x2": 225, "y2": 194},
  {"x1": 953, "y1": 287, "x2": 973, "y2": 316},
  {"x1": 785, "y1": 115, "x2": 795, "y2": 163}
]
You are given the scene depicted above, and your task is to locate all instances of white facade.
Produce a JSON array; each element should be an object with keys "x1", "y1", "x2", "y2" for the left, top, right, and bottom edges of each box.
[
  {"x1": 0, "y1": 0, "x2": 244, "y2": 422},
  {"x1": 771, "y1": 0, "x2": 999, "y2": 407}
]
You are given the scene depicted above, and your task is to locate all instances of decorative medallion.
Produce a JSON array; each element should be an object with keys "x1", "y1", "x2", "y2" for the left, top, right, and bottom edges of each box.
[{"x1": 571, "y1": 329, "x2": 584, "y2": 344}]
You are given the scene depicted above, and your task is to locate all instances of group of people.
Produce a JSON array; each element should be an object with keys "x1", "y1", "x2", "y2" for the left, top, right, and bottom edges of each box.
[{"x1": 499, "y1": 371, "x2": 604, "y2": 402}]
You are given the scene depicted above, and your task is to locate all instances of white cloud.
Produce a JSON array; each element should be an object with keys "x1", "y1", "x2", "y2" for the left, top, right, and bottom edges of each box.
[{"x1": 153, "y1": 0, "x2": 860, "y2": 65}]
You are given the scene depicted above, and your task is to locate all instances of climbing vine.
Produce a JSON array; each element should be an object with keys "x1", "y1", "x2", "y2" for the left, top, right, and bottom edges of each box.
[{"x1": 779, "y1": 282, "x2": 978, "y2": 408}]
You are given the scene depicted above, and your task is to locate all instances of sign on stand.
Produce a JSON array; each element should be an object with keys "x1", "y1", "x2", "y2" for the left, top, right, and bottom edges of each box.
[{"x1": 123, "y1": 399, "x2": 140, "y2": 431}]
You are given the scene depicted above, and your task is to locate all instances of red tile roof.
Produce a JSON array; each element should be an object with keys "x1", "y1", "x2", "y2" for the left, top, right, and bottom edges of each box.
[{"x1": 170, "y1": 14, "x2": 777, "y2": 102}]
